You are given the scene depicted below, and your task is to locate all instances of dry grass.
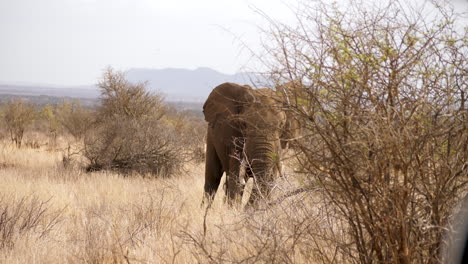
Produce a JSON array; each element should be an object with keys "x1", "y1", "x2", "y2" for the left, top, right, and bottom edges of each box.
[{"x1": 0, "y1": 138, "x2": 332, "y2": 264}]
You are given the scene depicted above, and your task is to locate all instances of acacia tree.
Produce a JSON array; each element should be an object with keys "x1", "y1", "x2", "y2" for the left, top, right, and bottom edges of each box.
[
  {"x1": 2, "y1": 100, "x2": 36, "y2": 148},
  {"x1": 260, "y1": 0, "x2": 467, "y2": 263}
]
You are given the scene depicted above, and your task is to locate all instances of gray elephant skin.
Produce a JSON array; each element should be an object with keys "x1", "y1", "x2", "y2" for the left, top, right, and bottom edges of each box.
[{"x1": 202, "y1": 82, "x2": 297, "y2": 206}]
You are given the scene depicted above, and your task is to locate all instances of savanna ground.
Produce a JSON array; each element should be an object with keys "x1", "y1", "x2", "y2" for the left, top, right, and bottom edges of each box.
[
  {"x1": 1, "y1": 1, "x2": 467, "y2": 263},
  {"x1": 0, "y1": 133, "x2": 329, "y2": 263}
]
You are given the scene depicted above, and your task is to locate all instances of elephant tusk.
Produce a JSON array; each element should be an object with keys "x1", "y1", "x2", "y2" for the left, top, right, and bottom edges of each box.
[
  {"x1": 239, "y1": 159, "x2": 247, "y2": 185},
  {"x1": 239, "y1": 174, "x2": 246, "y2": 185},
  {"x1": 241, "y1": 177, "x2": 254, "y2": 210}
]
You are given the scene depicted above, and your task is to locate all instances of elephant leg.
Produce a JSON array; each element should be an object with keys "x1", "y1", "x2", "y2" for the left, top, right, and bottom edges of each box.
[
  {"x1": 203, "y1": 137, "x2": 223, "y2": 205},
  {"x1": 226, "y1": 157, "x2": 242, "y2": 205}
]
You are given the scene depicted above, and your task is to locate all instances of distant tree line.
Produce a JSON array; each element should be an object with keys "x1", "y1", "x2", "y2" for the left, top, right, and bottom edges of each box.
[{"x1": 0, "y1": 68, "x2": 206, "y2": 177}]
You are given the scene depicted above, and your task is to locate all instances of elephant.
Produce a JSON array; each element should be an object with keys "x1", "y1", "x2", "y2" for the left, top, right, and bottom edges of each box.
[{"x1": 202, "y1": 82, "x2": 298, "y2": 207}]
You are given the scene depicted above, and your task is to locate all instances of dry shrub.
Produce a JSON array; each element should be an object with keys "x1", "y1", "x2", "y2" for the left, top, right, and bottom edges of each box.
[
  {"x1": 36, "y1": 104, "x2": 62, "y2": 149},
  {"x1": 23, "y1": 139, "x2": 41, "y2": 149},
  {"x1": 1, "y1": 100, "x2": 36, "y2": 148},
  {"x1": 0, "y1": 122, "x2": 6, "y2": 141},
  {"x1": 259, "y1": 0, "x2": 467, "y2": 263},
  {"x1": 164, "y1": 107, "x2": 207, "y2": 163},
  {"x1": 56, "y1": 100, "x2": 95, "y2": 142},
  {"x1": 0, "y1": 195, "x2": 63, "y2": 251},
  {"x1": 59, "y1": 144, "x2": 86, "y2": 173},
  {"x1": 84, "y1": 117, "x2": 183, "y2": 177},
  {"x1": 84, "y1": 68, "x2": 185, "y2": 177}
]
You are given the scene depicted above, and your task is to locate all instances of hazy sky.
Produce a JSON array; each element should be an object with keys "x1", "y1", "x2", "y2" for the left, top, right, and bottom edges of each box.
[
  {"x1": 0, "y1": 0, "x2": 295, "y2": 86},
  {"x1": 0, "y1": 0, "x2": 466, "y2": 86}
]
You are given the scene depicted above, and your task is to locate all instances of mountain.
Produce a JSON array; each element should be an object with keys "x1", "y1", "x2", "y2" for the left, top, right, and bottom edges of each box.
[
  {"x1": 0, "y1": 67, "x2": 267, "y2": 103},
  {"x1": 126, "y1": 67, "x2": 266, "y2": 102}
]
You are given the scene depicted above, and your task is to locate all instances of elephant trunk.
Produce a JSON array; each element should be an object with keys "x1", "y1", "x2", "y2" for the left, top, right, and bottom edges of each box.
[
  {"x1": 242, "y1": 136, "x2": 280, "y2": 205},
  {"x1": 244, "y1": 136, "x2": 277, "y2": 186}
]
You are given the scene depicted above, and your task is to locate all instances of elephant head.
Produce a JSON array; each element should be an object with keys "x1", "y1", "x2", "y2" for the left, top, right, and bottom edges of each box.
[{"x1": 202, "y1": 82, "x2": 298, "y2": 207}]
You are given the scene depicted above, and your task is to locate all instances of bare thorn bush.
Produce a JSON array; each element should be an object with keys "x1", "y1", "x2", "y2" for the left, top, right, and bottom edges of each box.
[{"x1": 258, "y1": 0, "x2": 467, "y2": 263}]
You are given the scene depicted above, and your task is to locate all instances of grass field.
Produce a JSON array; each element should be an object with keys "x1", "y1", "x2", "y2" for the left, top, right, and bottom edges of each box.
[{"x1": 0, "y1": 137, "x2": 331, "y2": 263}]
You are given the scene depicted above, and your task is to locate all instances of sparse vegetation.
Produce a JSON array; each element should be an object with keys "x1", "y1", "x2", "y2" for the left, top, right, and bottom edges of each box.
[
  {"x1": 164, "y1": 106, "x2": 207, "y2": 163},
  {"x1": 38, "y1": 104, "x2": 62, "y2": 149},
  {"x1": 0, "y1": 1, "x2": 465, "y2": 263},
  {"x1": 56, "y1": 100, "x2": 94, "y2": 142},
  {"x1": 0, "y1": 195, "x2": 64, "y2": 251},
  {"x1": 1, "y1": 100, "x2": 36, "y2": 148},
  {"x1": 0, "y1": 138, "x2": 332, "y2": 263}
]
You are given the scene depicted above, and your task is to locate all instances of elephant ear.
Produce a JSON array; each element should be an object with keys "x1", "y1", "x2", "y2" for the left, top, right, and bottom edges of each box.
[{"x1": 203, "y1": 82, "x2": 254, "y2": 125}]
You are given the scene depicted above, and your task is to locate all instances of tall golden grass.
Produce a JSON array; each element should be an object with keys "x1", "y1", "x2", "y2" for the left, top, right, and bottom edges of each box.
[{"x1": 0, "y1": 136, "x2": 332, "y2": 263}]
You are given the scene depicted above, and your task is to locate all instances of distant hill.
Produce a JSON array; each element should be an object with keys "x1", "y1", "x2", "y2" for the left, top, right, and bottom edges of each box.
[
  {"x1": 0, "y1": 67, "x2": 267, "y2": 103},
  {"x1": 126, "y1": 67, "x2": 266, "y2": 102}
]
